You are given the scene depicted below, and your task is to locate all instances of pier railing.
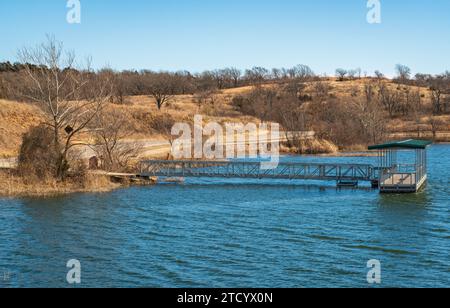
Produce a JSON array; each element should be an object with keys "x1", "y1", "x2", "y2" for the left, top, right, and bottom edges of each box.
[
  {"x1": 379, "y1": 165, "x2": 426, "y2": 188},
  {"x1": 139, "y1": 160, "x2": 376, "y2": 182},
  {"x1": 380, "y1": 172, "x2": 416, "y2": 186}
]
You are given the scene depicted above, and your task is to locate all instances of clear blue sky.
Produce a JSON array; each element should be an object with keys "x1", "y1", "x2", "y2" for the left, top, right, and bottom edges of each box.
[{"x1": 1, "y1": 0, "x2": 449, "y2": 76}]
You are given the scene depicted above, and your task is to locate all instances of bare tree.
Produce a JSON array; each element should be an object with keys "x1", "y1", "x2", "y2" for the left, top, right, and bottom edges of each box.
[
  {"x1": 414, "y1": 73, "x2": 432, "y2": 86},
  {"x1": 91, "y1": 108, "x2": 141, "y2": 171},
  {"x1": 313, "y1": 82, "x2": 331, "y2": 102},
  {"x1": 429, "y1": 75, "x2": 447, "y2": 114},
  {"x1": 225, "y1": 67, "x2": 241, "y2": 88},
  {"x1": 395, "y1": 64, "x2": 411, "y2": 82},
  {"x1": 275, "y1": 94, "x2": 311, "y2": 151},
  {"x1": 364, "y1": 83, "x2": 376, "y2": 103},
  {"x1": 428, "y1": 116, "x2": 444, "y2": 140},
  {"x1": 347, "y1": 69, "x2": 358, "y2": 80},
  {"x1": 374, "y1": 70, "x2": 384, "y2": 80},
  {"x1": 174, "y1": 70, "x2": 194, "y2": 94},
  {"x1": 280, "y1": 68, "x2": 290, "y2": 79},
  {"x1": 236, "y1": 86, "x2": 277, "y2": 121},
  {"x1": 194, "y1": 90, "x2": 218, "y2": 111},
  {"x1": 378, "y1": 84, "x2": 400, "y2": 117},
  {"x1": 112, "y1": 72, "x2": 127, "y2": 104},
  {"x1": 352, "y1": 94, "x2": 387, "y2": 144},
  {"x1": 146, "y1": 72, "x2": 177, "y2": 110},
  {"x1": 411, "y1": 93, "x2": 424, "y2": 138},
  {"x1": 18, "y1": 36, "x2": 112, "y2": 179},
  {"x1": 211, "y1": 69, "x2": 226, "y2": 89},
  {"x1": 0, "y1": 76, "x2": 6, "y2": 98},
  {"x1": 271, "y1": 68, "x2": 282, "y2": 81},
  {"x1": 290, "y1": 64, "x2": 315, "y2": 81},
  {"x1": 335, "y1": 69, "x2": 347, "y2": 81},
  {"x1": 195, "y1": 71, "x2": 217, "y2": 92},
  {"x1": 151, "y1": 114, "x2": 177, "y2": 147},
  {"x1": 397, "y1": 88, "x2": 421, "y2": 116},
  {"x1": 244, "y1": 67, "x2": 269, "y2": 84}
]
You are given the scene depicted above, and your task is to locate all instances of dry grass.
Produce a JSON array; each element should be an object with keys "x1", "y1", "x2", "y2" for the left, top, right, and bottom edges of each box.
[
  {"x1": 0, "y1": 170, "x2": 120, "y2": 198},
  {"x1": 306, "y1": 78, "x2": 431, "y2": 100},
  {"x1": 0, "y1": 79, "x2": 448, "y2": 158},
  {"x1": 284, "y1": 139, "x2": 339, "y2": 155},
  {"x1": 0, "y1": 100, "x2": 43, "y2": 158}
]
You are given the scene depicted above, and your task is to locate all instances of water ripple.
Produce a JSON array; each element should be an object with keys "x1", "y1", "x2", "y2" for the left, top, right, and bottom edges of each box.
[{"x1": 0, "y1": 145, "x2": 449, "y2": 287}]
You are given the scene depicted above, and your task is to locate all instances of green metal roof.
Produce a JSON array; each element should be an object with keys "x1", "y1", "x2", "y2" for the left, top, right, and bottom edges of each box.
[{"x1": 368, "y1": 139, "x2": 432, "y2": 150}]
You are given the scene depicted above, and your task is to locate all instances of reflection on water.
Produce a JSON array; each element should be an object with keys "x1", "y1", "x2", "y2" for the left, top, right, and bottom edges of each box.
[
  {"x1": 0, "y1": 145, "x2": 449, "y2": 288},
  {"x1": 378, "y1": 190, "x2": 432, "y2": 208}
]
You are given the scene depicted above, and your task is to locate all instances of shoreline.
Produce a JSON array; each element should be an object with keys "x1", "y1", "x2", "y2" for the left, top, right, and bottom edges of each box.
[
  {"x1": 0, "y1": 142, "x2": 445, "y2": 198},
  {"x1": 0, "y1": 172, "x2": 123, "y2": 198}
]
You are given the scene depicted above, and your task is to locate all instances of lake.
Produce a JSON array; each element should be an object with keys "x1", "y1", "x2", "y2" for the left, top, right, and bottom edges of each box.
[{"x1": 0, "y1": 145, "x2": 449, "y2": 288}]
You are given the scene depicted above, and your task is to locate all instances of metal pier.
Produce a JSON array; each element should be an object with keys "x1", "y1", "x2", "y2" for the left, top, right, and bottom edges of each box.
[
  {"x1": 140, "y1": 160, "x2": 375, "y2": 183},
  {"x1": 138, "y1": 140, "x2": 431, "y2": 193}
]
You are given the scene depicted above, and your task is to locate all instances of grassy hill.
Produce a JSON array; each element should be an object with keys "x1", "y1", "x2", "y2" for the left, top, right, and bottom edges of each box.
[
  {"x1": 0, "y1": 100, "x2": 43, "y2": 158},
  {"x1": 0, "y1": 79, "x2": 448, "y2": 158}
]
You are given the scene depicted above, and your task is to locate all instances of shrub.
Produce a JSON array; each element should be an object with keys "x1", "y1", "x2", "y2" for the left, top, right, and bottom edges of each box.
[{"x1": 18, "y1": 125, "x2": 61, "y2": 179}]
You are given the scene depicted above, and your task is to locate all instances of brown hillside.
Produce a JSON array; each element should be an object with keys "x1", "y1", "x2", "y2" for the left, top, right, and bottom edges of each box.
[
  {"x1": 0, "y1": 79, "x2": 449, "y2": 158},
  {"x1": 0, "y1": 100, "x2": 43, "y2": 158}
]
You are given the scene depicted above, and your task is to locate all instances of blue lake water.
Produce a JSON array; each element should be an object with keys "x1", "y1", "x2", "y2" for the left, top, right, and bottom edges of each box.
[{"x1": 0, "y1": 145, "x2": 449, "y2": 288}]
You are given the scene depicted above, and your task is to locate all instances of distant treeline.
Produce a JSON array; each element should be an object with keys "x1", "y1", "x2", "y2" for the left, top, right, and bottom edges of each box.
[
  {"x1": 0, "y1": 62, "x2": 318, "y2": 103},
  {"x1": 1, "y1": 61, "x2": 449, "y2": 106}
]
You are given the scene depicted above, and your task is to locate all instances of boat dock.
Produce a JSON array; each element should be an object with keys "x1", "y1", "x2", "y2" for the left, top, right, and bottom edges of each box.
[
  {"x1": 139, "y1": 139, "x2": 432, "y2": 194},
  {"x1": 369, "y1": 139, "x2": 432, "y2": 193}
]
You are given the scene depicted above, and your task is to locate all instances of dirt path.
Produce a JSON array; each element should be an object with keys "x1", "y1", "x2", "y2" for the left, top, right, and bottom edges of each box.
[{"x1": 0, "y1": 158, "x2": 18, "y2": 169}]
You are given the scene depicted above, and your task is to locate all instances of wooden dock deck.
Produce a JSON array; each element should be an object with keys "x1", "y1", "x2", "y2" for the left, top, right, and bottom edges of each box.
[{"x1": 379, "y1": 172, "x2": 427, "y2": 193}]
